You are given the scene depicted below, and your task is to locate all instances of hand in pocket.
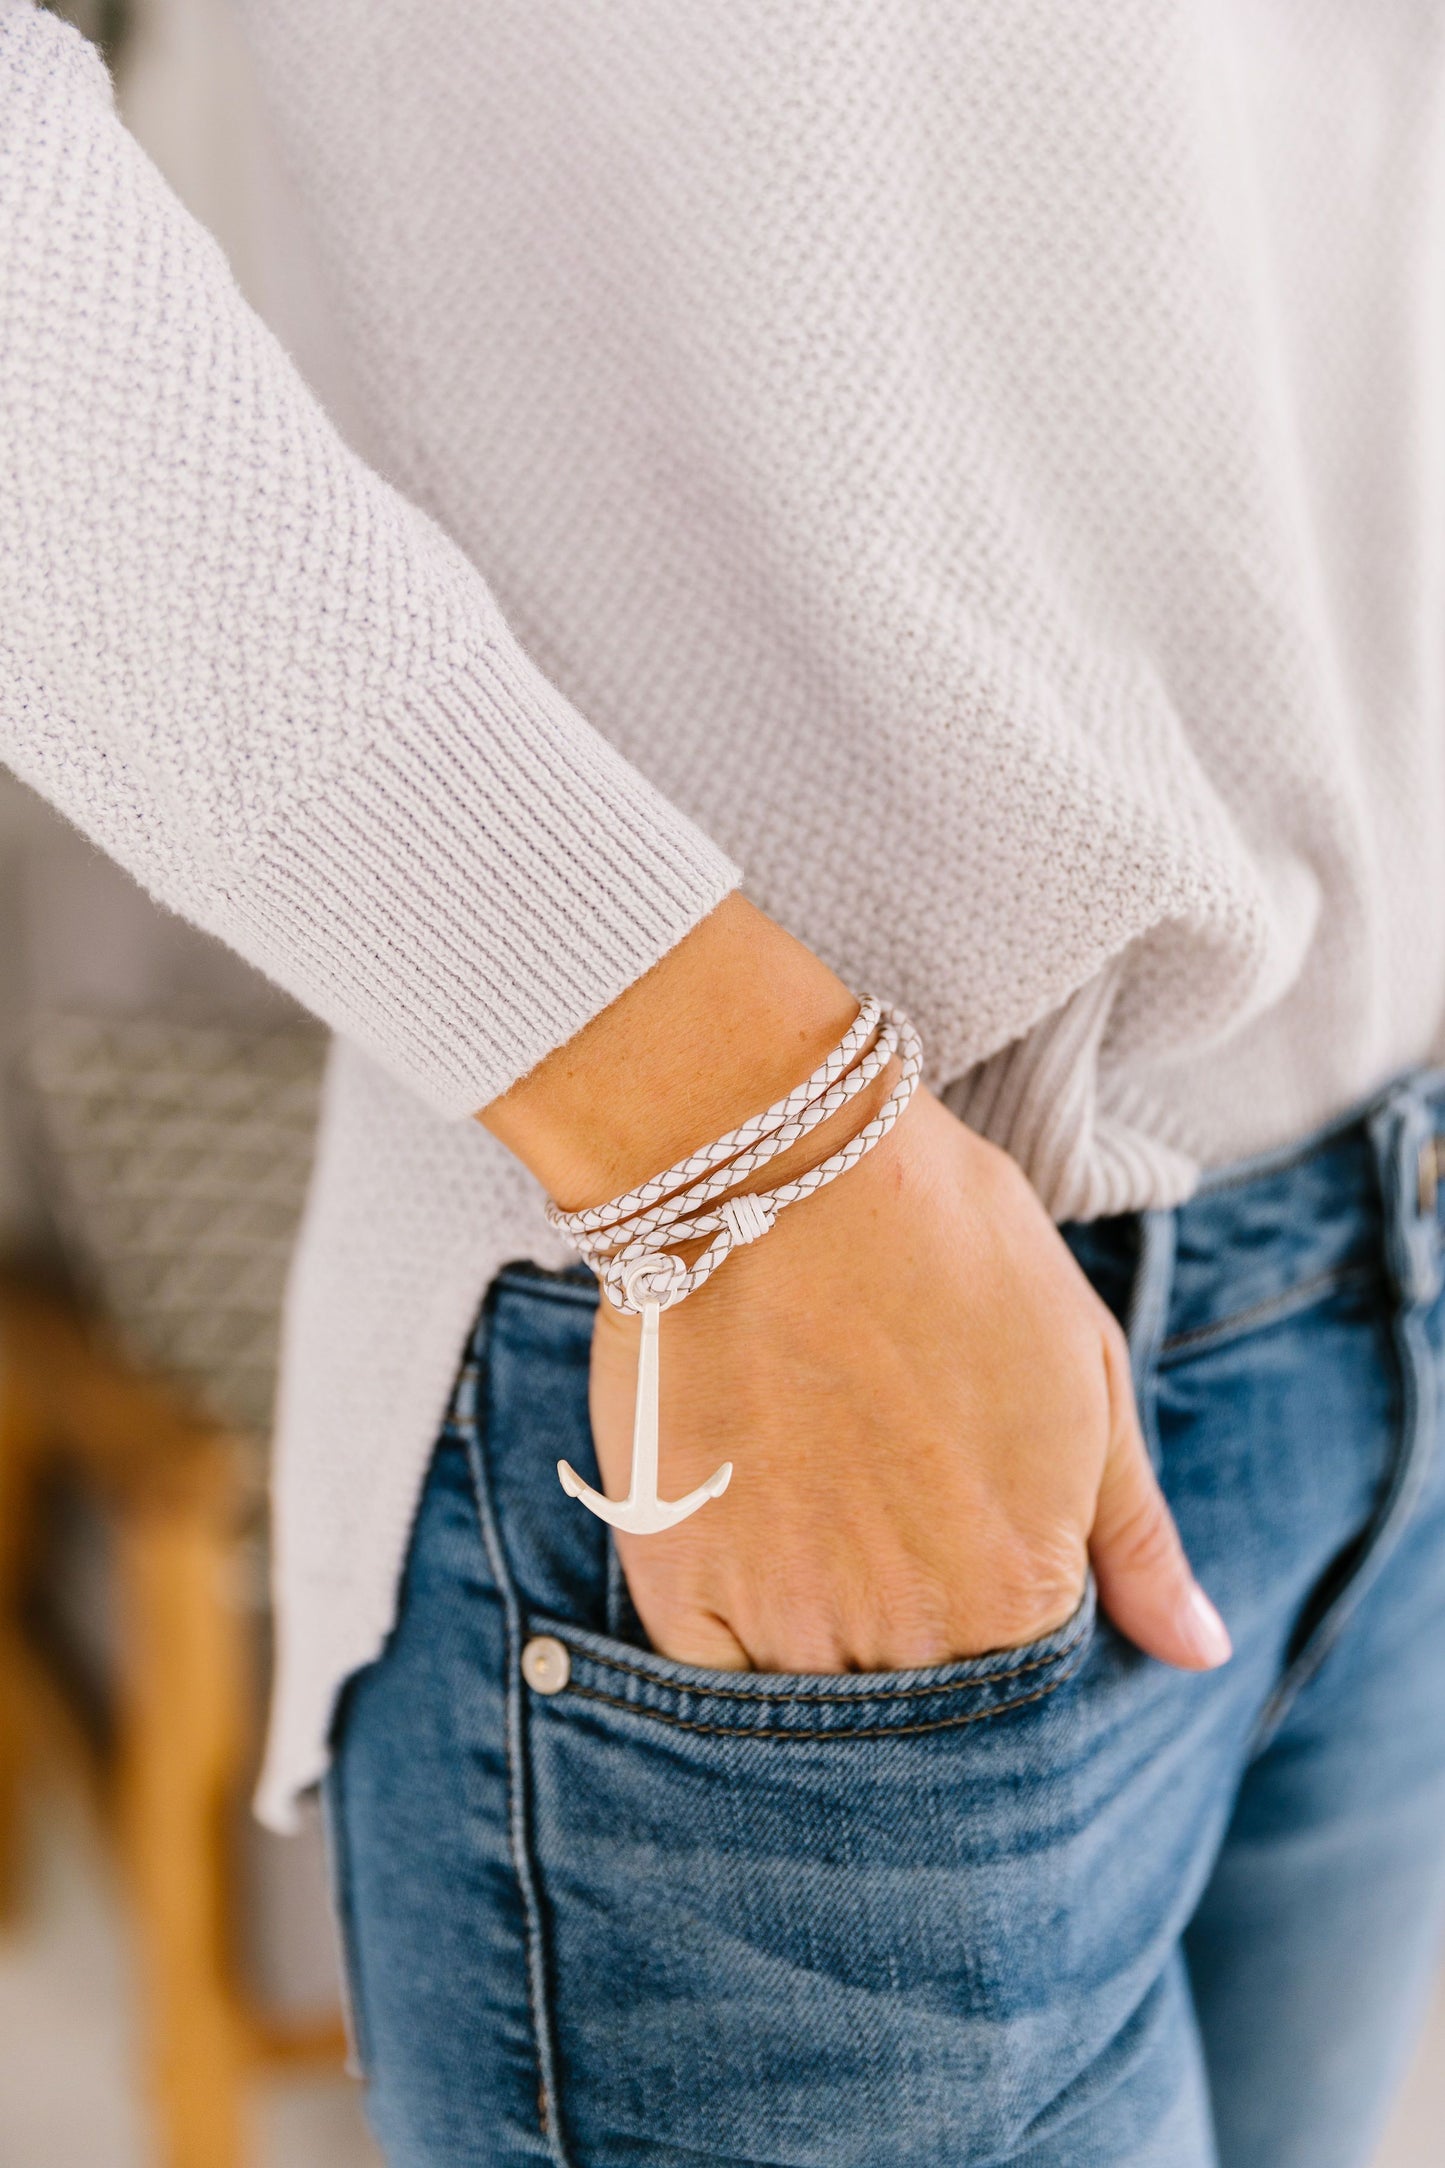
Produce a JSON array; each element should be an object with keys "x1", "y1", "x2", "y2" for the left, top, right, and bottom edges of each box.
[{"x1": 590, "y1": 1088, "x2": 1231, "y2": 1678}]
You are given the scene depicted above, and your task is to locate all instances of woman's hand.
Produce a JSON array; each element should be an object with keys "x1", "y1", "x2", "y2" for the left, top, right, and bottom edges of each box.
[
  {"x1": 589, "y1": 1084, "x2": 1229, "y2": 1673},
  {"x1": 483, "y1": 895, "x2": 1230, "y2": 1678}
]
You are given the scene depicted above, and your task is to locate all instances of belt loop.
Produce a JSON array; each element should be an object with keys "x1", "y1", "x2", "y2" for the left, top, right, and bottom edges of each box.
[
  {"x1": 1252, "y1": 1073, "x2": 1445, "y2": 1744},
  {"x1": 1126, "y1": 1207, "x2": 1177, "y2": 1470},
  {"x1": 1367, "y1": 1077, "x2": 1442, "y2": 1310}
]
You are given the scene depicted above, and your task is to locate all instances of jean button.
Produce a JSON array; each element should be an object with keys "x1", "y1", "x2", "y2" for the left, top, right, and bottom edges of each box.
[{"x1": 521, "y1": 1635, "x2": 571, "y2": 1695}]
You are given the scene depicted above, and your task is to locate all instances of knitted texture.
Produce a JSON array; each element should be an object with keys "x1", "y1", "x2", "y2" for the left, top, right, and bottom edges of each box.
[
  {"x1": 2, "y1": 2, "x2": 1444, "y2": 1822},
  {"x1": 0, "y1": 6, "x2": 738, "y2": 1118}
]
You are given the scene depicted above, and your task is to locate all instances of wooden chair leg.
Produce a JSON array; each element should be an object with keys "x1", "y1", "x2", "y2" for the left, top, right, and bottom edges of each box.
[
  {"x1": 0, "y1": 1335, "x2": 41, "y2": 1925},
  {"x1": 116, "y1": 1469, "x2": 252, "y2": 2168},
  {"x1": 0, "y1": 1629, "x2": 30, "y2": 1926}
]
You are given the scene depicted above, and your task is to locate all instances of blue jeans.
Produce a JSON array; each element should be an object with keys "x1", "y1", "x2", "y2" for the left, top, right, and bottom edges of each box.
[{"x1": 326, "y1": 1071, "x2": 1445, "y2": 2167}]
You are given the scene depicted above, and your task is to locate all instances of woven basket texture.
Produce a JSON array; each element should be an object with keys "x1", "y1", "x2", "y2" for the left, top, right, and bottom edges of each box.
[{"x1": 19, "y1": 1015, "x2": 326, "y2": 1443}]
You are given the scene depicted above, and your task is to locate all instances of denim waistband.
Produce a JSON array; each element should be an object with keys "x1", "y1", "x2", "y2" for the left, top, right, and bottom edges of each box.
[{"x1": 1067, "y1": 1067, "x2": 1445, "y2": 1359}]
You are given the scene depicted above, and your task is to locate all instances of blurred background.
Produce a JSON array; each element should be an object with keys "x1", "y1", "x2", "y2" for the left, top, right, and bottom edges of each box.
[
  {"x1": 0, "y1": 8, "x2": 379, "y2": 2160},
  {"x1": 0, "y1": 5, "x2": 1437, "y2": 2164}
]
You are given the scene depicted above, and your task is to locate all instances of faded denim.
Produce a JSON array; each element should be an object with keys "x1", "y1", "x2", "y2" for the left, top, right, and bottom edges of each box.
[{"x1": 326, "y1": 1071, "x2": 1445, "y2": 2166}]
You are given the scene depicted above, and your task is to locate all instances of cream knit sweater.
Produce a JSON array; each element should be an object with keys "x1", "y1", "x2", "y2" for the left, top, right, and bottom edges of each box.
[{"x1": 2, "y1": 2, "x2": 1442, "y2": 1826}]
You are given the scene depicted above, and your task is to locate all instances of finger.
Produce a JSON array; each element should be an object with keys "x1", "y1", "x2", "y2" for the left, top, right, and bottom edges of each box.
[
  {"x1": 639, "y1": 1604, "x2": 751, "y2": 1672},
  {"x1": 1089, "y1": 1326, "x2": 1232, "y2": 1670}
]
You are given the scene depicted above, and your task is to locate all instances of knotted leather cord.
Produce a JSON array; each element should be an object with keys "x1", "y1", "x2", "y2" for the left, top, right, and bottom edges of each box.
[{"x1": 547, "y1": 1000, "x2": 923, "y2": 1313}]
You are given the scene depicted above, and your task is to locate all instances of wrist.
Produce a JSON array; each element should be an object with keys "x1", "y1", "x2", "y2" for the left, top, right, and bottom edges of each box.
[{"x1": 478, "y1": 894, "x2": 860, "y2": 1206}]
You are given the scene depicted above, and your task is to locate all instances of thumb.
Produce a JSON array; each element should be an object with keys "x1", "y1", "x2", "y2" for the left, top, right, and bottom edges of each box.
[{"x1": 1089, "y1": 1324, "x2": 1232, "y2": 1671}]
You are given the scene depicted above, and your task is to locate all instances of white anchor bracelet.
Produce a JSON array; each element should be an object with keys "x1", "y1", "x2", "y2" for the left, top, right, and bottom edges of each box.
[{"x1": 545, "y1": 998, "x2": 923, "y2": 1533}]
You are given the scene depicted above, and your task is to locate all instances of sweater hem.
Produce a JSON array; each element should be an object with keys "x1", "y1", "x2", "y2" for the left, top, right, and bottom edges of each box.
[{"x1": 235, "y1": 643, "x2": 742, "y2": 1118}]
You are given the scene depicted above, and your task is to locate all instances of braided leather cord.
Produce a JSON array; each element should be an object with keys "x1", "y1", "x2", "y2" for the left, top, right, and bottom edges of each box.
[
  {"x1": 547, "y1": 1001, "x2": 923, "y2": 1313},
  {"x1": 547, "y1": 995, "x2": 882, "y2": 1236}
]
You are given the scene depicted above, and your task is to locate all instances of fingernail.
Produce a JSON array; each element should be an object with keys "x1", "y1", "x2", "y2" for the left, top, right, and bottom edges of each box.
[{"x1": 1182, "y1": 1584, "x2": 1233, "y2": 1667}]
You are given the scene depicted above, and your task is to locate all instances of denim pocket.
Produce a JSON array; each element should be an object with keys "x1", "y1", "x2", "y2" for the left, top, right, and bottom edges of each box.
[
  {"x1": 478, "y1": 1266, "x2": 1096, "y2": 1747},
  {"x1": 521, "y1": 1587, "x2": 1095, "y2": 1743},
  {"x1": 466, "y1": 1273, "x2": 1146, "y2": 2164}
]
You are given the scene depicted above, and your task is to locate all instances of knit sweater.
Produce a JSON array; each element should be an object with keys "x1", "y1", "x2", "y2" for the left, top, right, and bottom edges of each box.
[{"x1": 2, "y1": 2, "x2": 1442, "y2": 1829}]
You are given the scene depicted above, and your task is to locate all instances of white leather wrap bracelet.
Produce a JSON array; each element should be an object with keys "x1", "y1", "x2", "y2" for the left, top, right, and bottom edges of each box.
[{"x1": 545, "y1": 998, "x2": 923, "y2": 1532}]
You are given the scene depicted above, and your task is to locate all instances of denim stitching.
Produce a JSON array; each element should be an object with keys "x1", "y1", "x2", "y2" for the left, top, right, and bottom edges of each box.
[
  {"x1": 556, "y1": 1655, "x2": 1088, "y2": 1740},
  {"x1": 546, "y1": 1615, "x2": 1091, "y2": 1705},
  {"x1": 1126, "y1": 1208, "x2": 1175, "y2": 1472},
  {"x1": 1248, "y1": 1090, "x2": 1442, "y2": 1749},
  {"x1": 320, "y1": 1732, "x2": 372, "y2": 2081},
  {"x1": 464, "y1": 1375, "x2": 576, "y2": 2168},
  {"x1": 1160, "y1": 1260, "x2": 1374, "y2": 1363}
]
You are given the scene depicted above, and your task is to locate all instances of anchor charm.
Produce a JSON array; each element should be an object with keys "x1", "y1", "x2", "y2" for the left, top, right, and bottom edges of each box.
[{"x1": 557, "y1": 1293, "x2": 733, "y2": 1534}]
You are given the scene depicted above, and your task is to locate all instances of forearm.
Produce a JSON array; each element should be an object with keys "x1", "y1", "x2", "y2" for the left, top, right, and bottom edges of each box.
[{"x1": 479, "y1": 895, "x2": 872, "y2": 1206}]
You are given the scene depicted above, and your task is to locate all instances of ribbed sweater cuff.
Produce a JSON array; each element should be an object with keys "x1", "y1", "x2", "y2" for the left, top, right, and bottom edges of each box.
[{"x1": 229, "y1": 643, "x2": 741, "y2": 1117}]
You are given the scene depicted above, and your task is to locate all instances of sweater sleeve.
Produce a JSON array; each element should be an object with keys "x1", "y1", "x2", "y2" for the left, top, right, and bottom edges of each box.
[{"x1": 0, "y1": 5, "x2": 739, "y2": 1117}]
